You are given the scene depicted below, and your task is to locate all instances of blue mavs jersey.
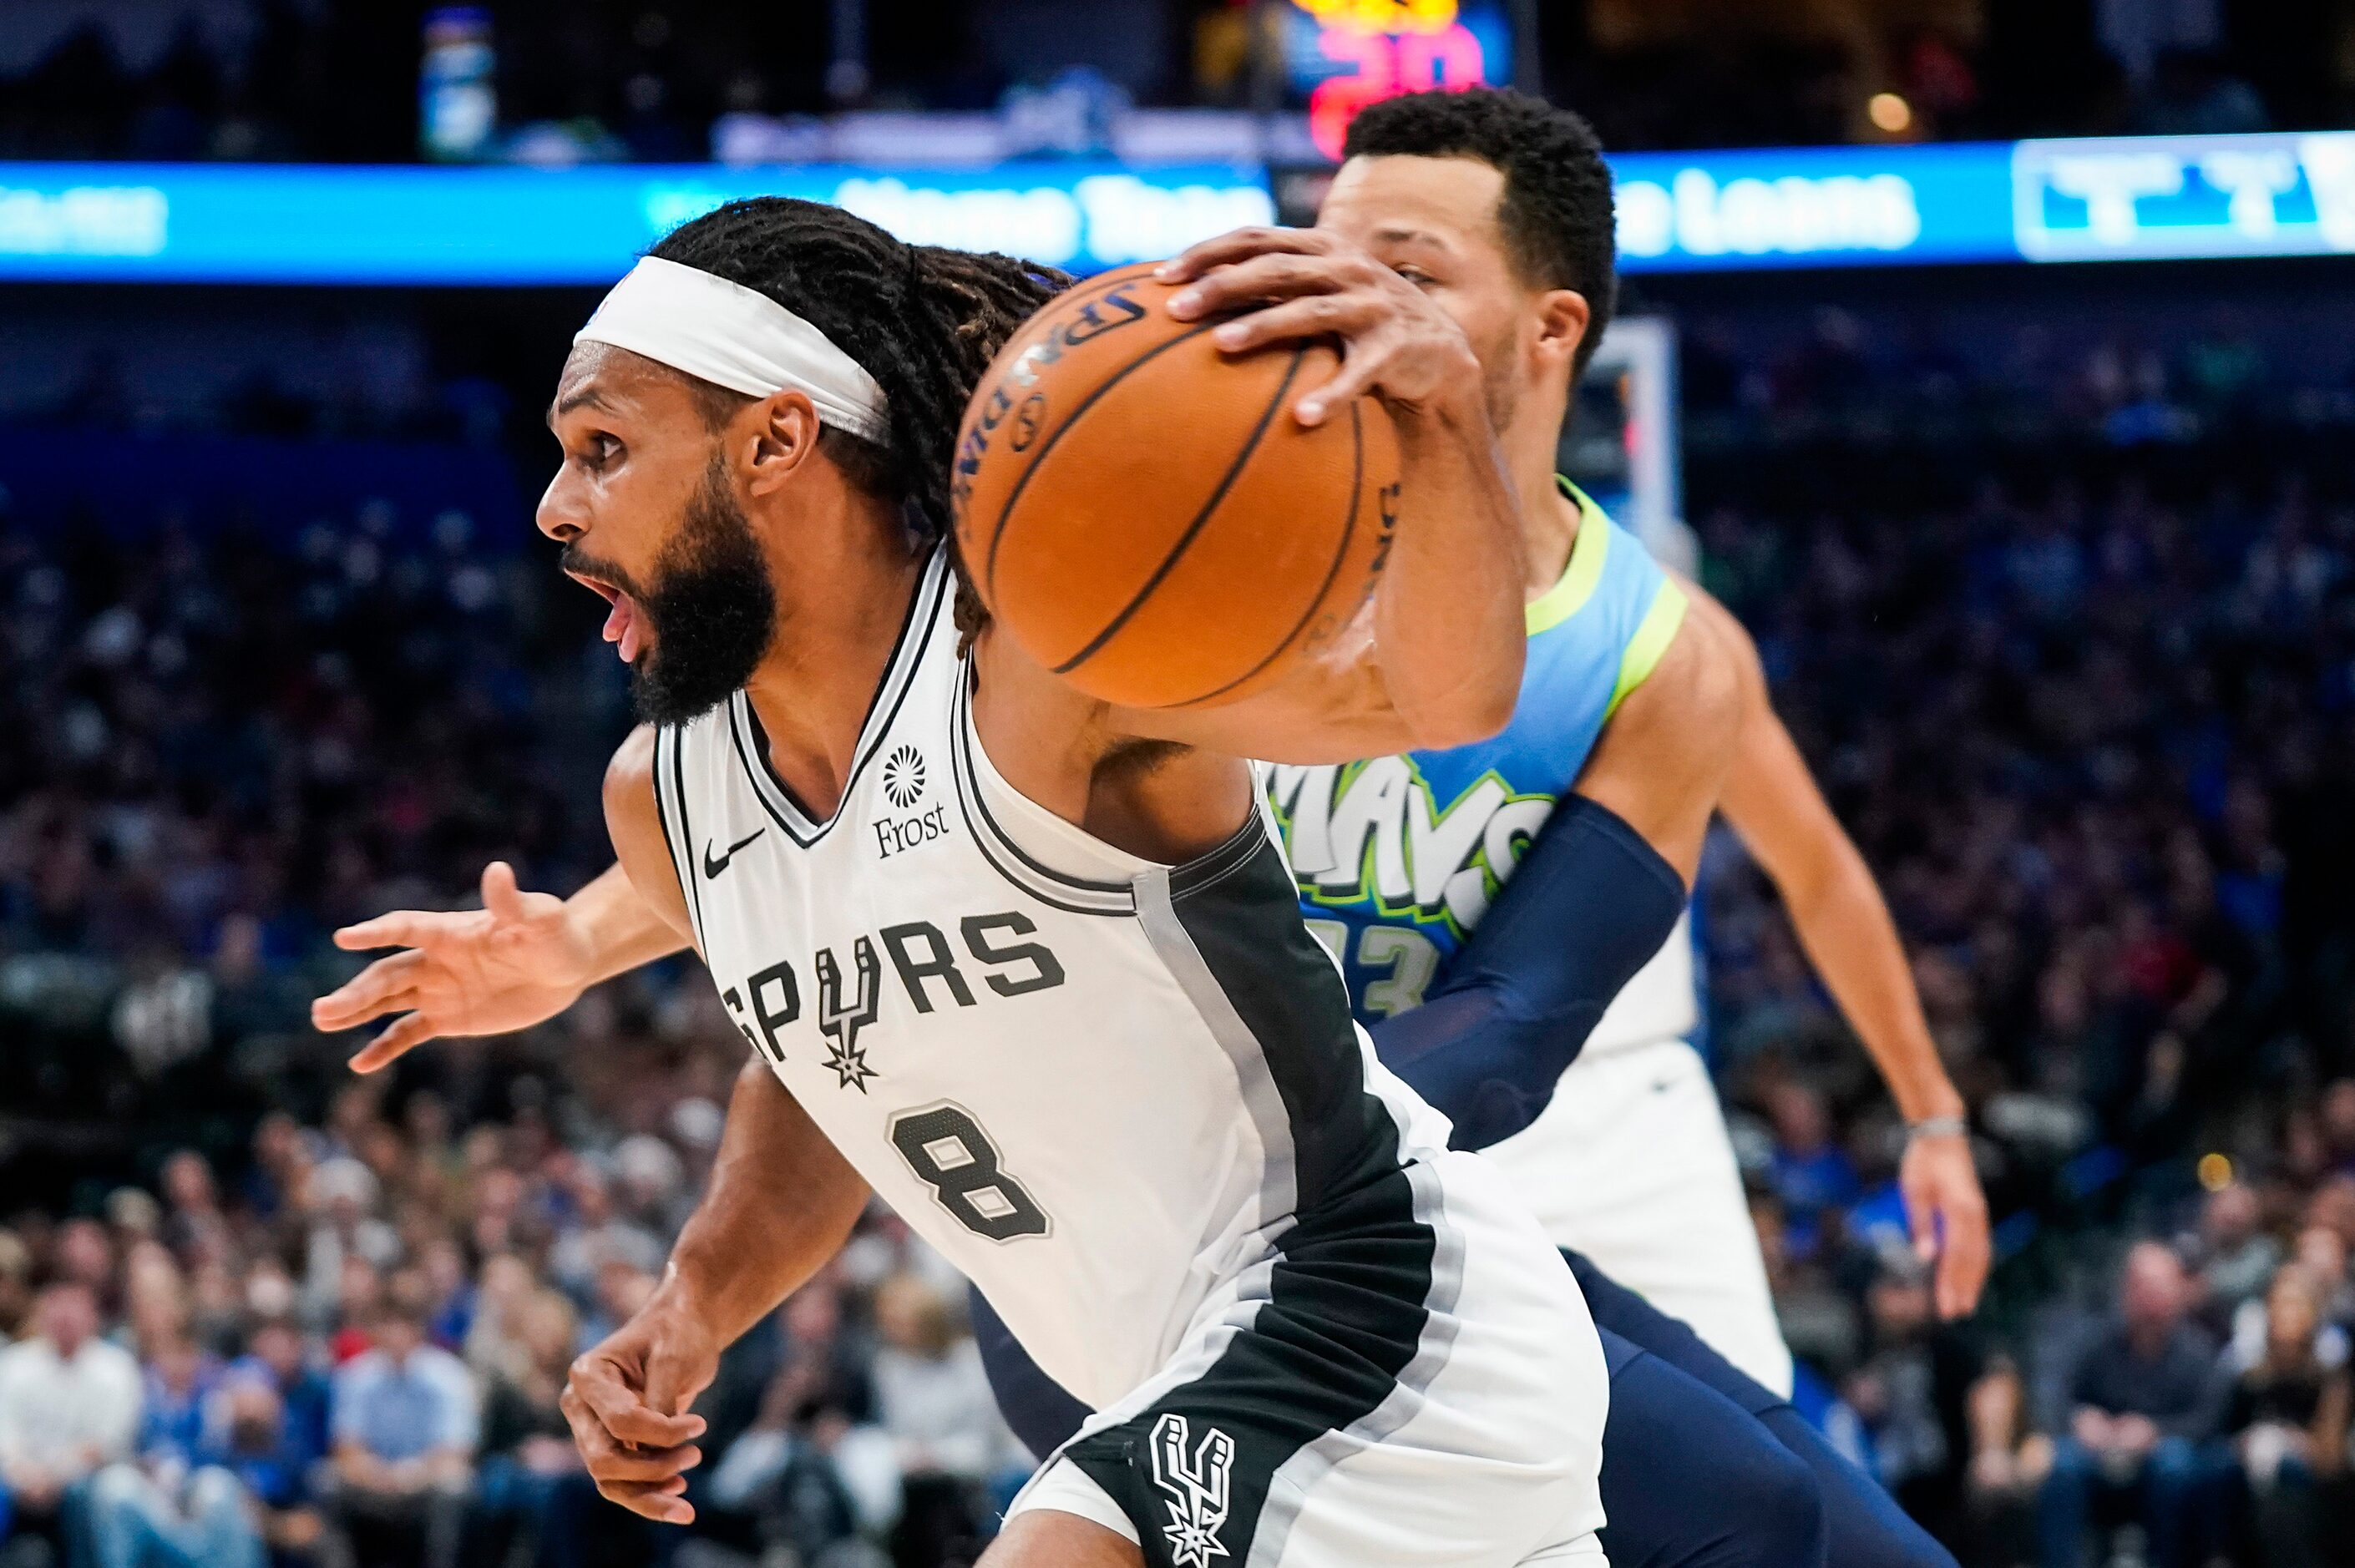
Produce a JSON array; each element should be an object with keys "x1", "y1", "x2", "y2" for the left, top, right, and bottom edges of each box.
[{"x1": 1267, "y1": 482, "x2": 1687, "y2": 1021}]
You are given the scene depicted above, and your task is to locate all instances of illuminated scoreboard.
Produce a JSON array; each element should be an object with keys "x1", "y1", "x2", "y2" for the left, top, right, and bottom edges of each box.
[{"x1": 1282, "y1": 0, "x2": 1512, "y2": 159}]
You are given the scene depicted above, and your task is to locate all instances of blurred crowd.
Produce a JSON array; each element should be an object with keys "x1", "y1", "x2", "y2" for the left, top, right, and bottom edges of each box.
[
  {"x1": 2, "y1": 280, "x2": 2354, "y2": 1568},
  {"x1": 0, "y1": 489, "x2": 620, "y2": 1195},
  {"x1": 0, "y1": 1083, "x2": 1028, "y2": 1568},
  {"x1": 0, "y1": 0, "x2": 2340, "y2": 164},
  {"x1": 1677, "y1": 308, "x2": 2355, "y2": 1565},
  {"x1": 0, "y1": 407, "x2": 1038, "y2": 1568}
]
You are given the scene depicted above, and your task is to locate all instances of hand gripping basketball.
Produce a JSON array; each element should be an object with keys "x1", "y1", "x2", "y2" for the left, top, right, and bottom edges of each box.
[
  {"x1": 951, "y1": 230, "x2": 1446, "y2": 711},
  {"x1": 1158, "y1": 226, "x2": 1486, "y2": 426}
]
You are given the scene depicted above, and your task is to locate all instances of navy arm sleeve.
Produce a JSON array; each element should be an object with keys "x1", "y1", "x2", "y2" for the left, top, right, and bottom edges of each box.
[{"x1": 1370, "y1": 794, "x2": 1687, "y2": 1151}]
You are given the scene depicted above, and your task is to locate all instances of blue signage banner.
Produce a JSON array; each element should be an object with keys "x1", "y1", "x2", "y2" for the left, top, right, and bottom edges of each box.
[
  {"x1": 0, "y1": 162, "x2": 1276, "y2": 284},
  {"x1": 1609, "y1": 142, "x2": 2017, "y2": 272},
  {"x1": 1608, "y1": 130, "x2": 2355, "y2": 271},
  {"x1": 0, "y1": 132, "x2": 2348, "y2": 285}
]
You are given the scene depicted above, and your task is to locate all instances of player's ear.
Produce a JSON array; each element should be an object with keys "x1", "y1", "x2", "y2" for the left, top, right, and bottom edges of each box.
[
  {"x1": 1532, "y1": 289, "x2": 1591, "y2": 377},
  {"x1": 744, "y1": 390, "x2": 823, "y2": 494}
]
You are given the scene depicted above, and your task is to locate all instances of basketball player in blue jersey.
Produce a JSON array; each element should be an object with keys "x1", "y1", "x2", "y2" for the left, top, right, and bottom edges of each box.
[
  {"x1": 1292, "y1": 88, "x2": 1993, "y2": 1560},
  {"x1": 970, "y1": 89, "x2": 1986, "y2": 1568},
  {"x1": 1302, "y1": 85, "x2": 1993, "y2": 1353}
]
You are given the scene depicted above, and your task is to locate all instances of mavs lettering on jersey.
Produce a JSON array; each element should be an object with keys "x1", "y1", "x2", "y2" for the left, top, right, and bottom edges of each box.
[{"x1": 1267, "y1": 483, "x2": 1689, "y2": 1023}]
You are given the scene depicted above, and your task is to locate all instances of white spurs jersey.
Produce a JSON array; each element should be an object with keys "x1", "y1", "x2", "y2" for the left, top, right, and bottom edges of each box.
[{"x1": 651, "y1": 549, "x2": 1451, "y2": 1411}]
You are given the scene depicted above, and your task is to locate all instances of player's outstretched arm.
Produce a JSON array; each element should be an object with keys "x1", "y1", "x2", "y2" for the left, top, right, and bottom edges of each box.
[
  {"x1": 311, "y1": 726, "x2": 691, "y2": 1070},
  {"x1": 1692, "y1": 582, "x2": 1989, "y2": 1318},
  {"x1": 563, "y1": 1060, "x2": 869, "y2": 1524},
  {"x1": 1113, "y1": 227, "x2": 1527, "y2": 762}
]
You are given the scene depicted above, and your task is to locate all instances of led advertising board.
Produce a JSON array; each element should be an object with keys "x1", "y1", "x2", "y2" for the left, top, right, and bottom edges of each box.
[
  {"x1": 3, "y1": 132, "x2": 2350, "y2": 285},
  {"x1": 0, "y1": 163, "x2": 1277, "y2": 285}
]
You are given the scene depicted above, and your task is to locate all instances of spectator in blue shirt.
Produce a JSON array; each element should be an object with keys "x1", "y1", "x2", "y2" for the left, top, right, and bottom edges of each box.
[
  {"x1": 137, "y1": 1335, "x2": 223, "y2": 1466},
  {"x1": 207, "y1": 1378, "x2": 327, "y2": 1561},
  {"x1": 323, "y1": 1275, "x2": 478, "y2": 1568},
  {"x1": 85, "y1": 1333, "x2": 256, "y2": 1568},
  {"x1": 1765, "y1": 1080, "x2": 1862, "y2": 1259},
  {"x1": 230, "y1": 1317, "x2": 334, "y2": 1473}
]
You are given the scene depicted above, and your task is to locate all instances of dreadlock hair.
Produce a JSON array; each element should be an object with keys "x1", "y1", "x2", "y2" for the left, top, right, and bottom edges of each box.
[
  {"x1": 648, "y1": 197, "x2": 1069, "y2": 641},
  {"x1": 1344, "y1": 88, "x2": 1618, "y2": 378}
]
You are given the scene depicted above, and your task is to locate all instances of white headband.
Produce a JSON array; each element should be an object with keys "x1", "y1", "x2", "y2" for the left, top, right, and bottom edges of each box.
[{"x1": 574, "y1": 255, "x2": 889, "y2": 443}]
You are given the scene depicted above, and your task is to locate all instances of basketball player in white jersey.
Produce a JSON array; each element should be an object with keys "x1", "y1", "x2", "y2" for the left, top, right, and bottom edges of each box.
[{"x1": 321, "y1": 198, "x2": 1623, "y2": 1568}]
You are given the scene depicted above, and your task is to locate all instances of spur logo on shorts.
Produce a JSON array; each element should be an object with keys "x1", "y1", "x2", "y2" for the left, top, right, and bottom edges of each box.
[{"x1": 1147, "y1": 1413, "x2": 1235, "y2": 1568}]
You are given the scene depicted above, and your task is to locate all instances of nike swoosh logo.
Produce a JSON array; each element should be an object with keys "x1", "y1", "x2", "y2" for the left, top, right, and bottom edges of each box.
[{"x1": 702, "y1": 828, "x2": 765, "y2": 878}]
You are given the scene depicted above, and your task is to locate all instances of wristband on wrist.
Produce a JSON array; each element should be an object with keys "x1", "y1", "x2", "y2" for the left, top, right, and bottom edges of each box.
[{"x1": 1907, "y1": 1115, "x2": 1969, "y2": 1141}]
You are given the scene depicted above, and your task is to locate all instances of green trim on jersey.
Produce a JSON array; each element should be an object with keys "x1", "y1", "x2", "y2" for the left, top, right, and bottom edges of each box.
[
  {"x1": 1606, "y1": 578, "x2": 1689, "y2": 721},
  {"x1": 1276, "y1": 482, "x2": 1688, "y2": 1022},
  {"x1": 1523, "y1": 480, "x2": 1616, "y2": 635}
]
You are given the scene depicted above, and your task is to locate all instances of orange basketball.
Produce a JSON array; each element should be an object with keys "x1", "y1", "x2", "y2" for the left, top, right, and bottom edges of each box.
[{"x1": 950, "y1": 261, "x2": 1400, "y2": 710}]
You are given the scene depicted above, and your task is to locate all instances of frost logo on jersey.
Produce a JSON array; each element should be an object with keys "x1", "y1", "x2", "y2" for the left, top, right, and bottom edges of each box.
[
  {"x1": 1267, "y1": 758, "x2": 1553, "y2": 933},
  {"x1": 881, "y1": 746, "x2": 926, "y2": 810},
  {"x1": 814, "y1": 938, "x2": 883, "y2": 1091},
  {"x1": 874, "y1": 746, "x2": 951, "y2": 859},
  {"x1": 1147, "y1": 1414, "x2": 1234, "y2": 1568}
]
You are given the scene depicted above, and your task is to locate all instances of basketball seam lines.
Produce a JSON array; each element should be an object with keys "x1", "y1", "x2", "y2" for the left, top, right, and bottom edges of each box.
[
  {"x1": 1050, "y1": 346, "x2": 1309, "y2": 677},
  {"x1": 1172, "y1": 397, "x2": 1368, "y2": 709},
  {"x1": 980, "y1": 318, "x2": 1222, "y2": 600}
]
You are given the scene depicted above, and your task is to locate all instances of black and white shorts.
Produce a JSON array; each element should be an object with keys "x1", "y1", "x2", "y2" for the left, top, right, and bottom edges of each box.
[{"x1": 1008, "y1": 1147, "x2": 1610, "y2": 1568}]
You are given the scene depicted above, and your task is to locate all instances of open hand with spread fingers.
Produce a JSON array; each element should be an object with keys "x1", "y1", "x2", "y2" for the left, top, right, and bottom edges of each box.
[{"x1": 310, "y1": 860, "x2": 598, "y2": 1073}]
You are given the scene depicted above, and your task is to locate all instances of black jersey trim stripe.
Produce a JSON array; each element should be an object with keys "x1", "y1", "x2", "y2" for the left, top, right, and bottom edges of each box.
[
  {"x1": 948, "y1": 665, "x2": 1292, "y2": 918},
  {"x1": 1067, "y1": 828, "x2": 1446, "y2": 1566},
  {"x1": 1245, "y1": 1157, "x2": 1467, "y2": 1568},
  {"x1": 1134, "y1": 867, "x2": 1298, "y2": 1231},
  {"x1": 648, "y1": 728, "x2": 691, "y2": 943},
  {"x1": 947, "y1": 735, "x2": 1134, "y2": 913},
  {"x1": 657, "y1": 725, "x2": 709, "y2": 955},
  {"x1": 732, "y1": 544, "x2": 948, "y2": 837},
  {"x1": 1165, "y1": 826, "x2": 1400, "y2": 1211},
  {"x1": 1164, "y1": 813, "x2": 1272, "y2": 900},
  {"x1": 729, "y1": 549, "x2": 949, "y2": 847},
  {"x1": 1060, "y1": 1170, "x2": 1442, "y2": 1568},
  {"x1": 947, "y1": 667, "x2": 1138, "y2": 915},
  {"x1": 947, "y1": 745, "x2": 1133, "y2": 917}
]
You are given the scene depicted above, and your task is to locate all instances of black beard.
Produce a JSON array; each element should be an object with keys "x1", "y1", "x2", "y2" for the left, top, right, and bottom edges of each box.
[{"x1": 568, "y1": 458, "x2": 778, "y2": 727}]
